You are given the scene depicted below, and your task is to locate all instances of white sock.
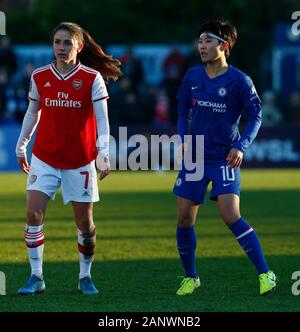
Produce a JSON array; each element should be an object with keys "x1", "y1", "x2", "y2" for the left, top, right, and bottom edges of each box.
[
  {"x1": 79, "y1": 253, "x2": 93, "y2": 279},
  {"x1": 24, "y1": 224, "x2": 44, "y2": 279}
]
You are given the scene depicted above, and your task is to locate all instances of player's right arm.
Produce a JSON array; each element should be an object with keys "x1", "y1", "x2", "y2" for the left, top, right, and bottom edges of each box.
[
  {"x1": 15, "y1": 100, "x2": 41, "y2": 173},
  {"x1": 16, "y1": 73, "x2": 41, "y2": 173}
]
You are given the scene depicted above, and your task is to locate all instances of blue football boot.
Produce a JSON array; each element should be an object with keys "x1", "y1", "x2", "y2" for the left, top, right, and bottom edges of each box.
[
  {"x1": 18, "y1": 275, "x2": 46, "y2": 295},
  {"x1": 78, "y1": 276, "x2": 99, "y2": 295}
]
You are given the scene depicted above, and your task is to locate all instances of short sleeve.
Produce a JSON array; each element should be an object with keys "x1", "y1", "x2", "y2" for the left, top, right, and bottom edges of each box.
[
  {"x1": 28, "y1": 74, "x2": 40, "y2": 101},
  {"x1": 92, "y1": 72, "x2": 109, "y2": 102}
]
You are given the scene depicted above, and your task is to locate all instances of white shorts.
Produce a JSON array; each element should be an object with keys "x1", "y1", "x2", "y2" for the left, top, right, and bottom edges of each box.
[{"x1": 27, "y1": 154, "x2": 99, "y2": 204}]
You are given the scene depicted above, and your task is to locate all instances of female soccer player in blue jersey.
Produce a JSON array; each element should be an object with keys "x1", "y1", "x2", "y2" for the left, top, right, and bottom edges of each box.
[{"x1": 173, "y1": 19, "x2": 276, "y2": 296}]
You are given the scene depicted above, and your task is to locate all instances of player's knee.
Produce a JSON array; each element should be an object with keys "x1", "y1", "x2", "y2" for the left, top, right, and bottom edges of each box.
[
  {"x1": 77, "y1": 219, "x2": 94, "y2": 232},
  {"x1": 220, "y1": 212, "x2": 240, "y2": 225},
  {"x1": 177, "y1": 214, "x2": 194, "y2": 227},
  {"x1": 27, "y1": 209, "x2": 44, "y2": 225}
]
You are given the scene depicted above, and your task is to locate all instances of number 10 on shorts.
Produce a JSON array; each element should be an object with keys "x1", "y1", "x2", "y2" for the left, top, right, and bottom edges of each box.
[{"x1": 220, "y1": 165, "x2": 235, "y2": 182}]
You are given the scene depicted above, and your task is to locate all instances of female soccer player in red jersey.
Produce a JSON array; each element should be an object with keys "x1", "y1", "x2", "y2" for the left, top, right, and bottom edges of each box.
[{"x1": 15, "y1": 22, "x2": 122, "y2": 295}]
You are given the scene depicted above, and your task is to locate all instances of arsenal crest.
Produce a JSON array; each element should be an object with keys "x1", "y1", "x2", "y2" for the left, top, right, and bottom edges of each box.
[{"x1": 72, "y1": 79, "x2": 82, "y2": 90}]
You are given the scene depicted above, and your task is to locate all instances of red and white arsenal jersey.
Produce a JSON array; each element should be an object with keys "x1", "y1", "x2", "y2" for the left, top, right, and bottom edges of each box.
[{"x1": 29, "y1": 61, "x2": 108, "y2": 169}]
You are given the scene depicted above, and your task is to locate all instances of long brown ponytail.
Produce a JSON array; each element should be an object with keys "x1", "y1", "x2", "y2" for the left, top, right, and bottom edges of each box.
[{"x1": 52, "y1": 22, "x2": 122, "y2": 81}]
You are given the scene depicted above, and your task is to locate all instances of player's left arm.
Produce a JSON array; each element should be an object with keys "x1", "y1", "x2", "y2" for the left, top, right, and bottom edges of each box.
[
  {"x1": 177, "y1": 70, "x2": 192, "y2": 165},
  {"x1": 228, "y1": 77, "x2": 262, "y2": 168},
  {"x1": 15, "y1": 100, "x2": 41, "y2": 173},
  {"x1": 92, "y1": 73, "x2": 110, "y2": 181}
]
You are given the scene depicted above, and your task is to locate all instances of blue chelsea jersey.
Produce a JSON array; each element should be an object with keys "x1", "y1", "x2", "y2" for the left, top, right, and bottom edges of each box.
[{"x1": 177, "y1": 64, "x2": 262, "y2": 162}]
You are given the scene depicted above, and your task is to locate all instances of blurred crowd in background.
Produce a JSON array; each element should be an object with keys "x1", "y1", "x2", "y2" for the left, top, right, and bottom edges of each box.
[{"x1": 0, "y1": 34, "x2": 300, "y2": 129}]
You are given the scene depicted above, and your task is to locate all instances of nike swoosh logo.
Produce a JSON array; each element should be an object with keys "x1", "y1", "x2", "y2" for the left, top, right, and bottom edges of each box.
[
  {"x1": 223, "y1": 183, "x2": 232, "y2": 187},
  {"x1": 191, "y1": 86, "x2": 198, "y2": 90}
]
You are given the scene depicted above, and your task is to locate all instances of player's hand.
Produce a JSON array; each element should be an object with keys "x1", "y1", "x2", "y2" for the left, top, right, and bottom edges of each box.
[
  {"x1": 176, "y1": 143, "x2": 188, "y2": 166},
  {"x1": 226, "y1": 148, "x2": 243, "y2": 169},
  {"x1": 17, "y1": 155, "x2": 30, "y2": 174},
  {"x1": 96, "y1": 155, "x2": 110, "y2": 181}
]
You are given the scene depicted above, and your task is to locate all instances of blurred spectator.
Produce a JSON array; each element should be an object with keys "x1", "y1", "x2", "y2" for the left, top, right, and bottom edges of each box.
[
  {"x1": 162, "y1": 46, "x2": 186, "y2": 124},
  {"x1": 4, "y1": 62, "x2": 35, "y2": 123},
  {"x1": 261, "y1": 90, "x2": 283, "y2": 126},
  {"x1": 287, "y1": 91, "x2": 300, "y2": 126},
  {"x1": 140, "y1": 84, "x2": 157, "y2": 124},
  {"x1": 120, "y1": 47, "x2": 144, "y2": 95},
  {"x1": 106, "y1": 80, "x2": 121, "y2": 125},
  {"x1": 19, "y1": 62, "x2": 35, "y2": 91},
  {"x1": 184, "y1": 38, "x2": 201, "y2": 70},
  {"x1": 163, "y1": 45, "x2": 186, "y2": 80},
  {"x1": 0, "y1": 36, "x2": 18, "y2": 78},
  {"x1": 109, "y1": 76, "x2": 144, "y2": 125},
  {"x1": 260, "y1": 51, "x2": 272, "y2": 92},
  {"x1": 152, "y1": 87, "x2": 171, "y2": 129}
]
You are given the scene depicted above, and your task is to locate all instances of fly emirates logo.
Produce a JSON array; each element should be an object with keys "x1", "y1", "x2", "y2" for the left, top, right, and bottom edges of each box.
[
  {"x1": 45, "y1": 92, "x2": 82, "y2": 108},
  {"x1": 192, "y1": 98, "x2": 226, "y2": 113}
]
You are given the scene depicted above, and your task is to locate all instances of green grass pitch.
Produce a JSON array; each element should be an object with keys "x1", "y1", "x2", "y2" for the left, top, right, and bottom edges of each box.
[{"x1": 0, "y1": 169, "x2": 299, "y2": 312}]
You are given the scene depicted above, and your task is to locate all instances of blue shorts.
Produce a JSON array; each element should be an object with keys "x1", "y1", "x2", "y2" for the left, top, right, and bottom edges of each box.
[{"x1": 173, "y1": 160, "x2": 241, "y2": 204}]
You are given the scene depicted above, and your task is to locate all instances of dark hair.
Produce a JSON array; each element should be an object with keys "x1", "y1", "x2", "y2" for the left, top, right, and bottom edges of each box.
[
  {"x1": 198, "y1": 19, "x2": 237, "y2": 57},
  {"x1": 52, "y1": 22, "x2": 122, "y2": 82}
]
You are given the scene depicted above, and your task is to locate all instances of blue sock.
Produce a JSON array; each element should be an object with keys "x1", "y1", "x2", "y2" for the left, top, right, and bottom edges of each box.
[
  {"x1": 229, "y1": 217, "x2": 269, "y2": 274},
  {"x1": 176, "y1": 226, "x2": 197, "y2": 278}
]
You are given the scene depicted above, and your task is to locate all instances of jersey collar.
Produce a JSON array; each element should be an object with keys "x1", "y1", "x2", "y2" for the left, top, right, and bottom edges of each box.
[
  {"x1": 50, "y1": 61, "x2": 81, "y2": 81},
  {"x1": 202, "y1": 64, "x2": 232, "y2": 80}
]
